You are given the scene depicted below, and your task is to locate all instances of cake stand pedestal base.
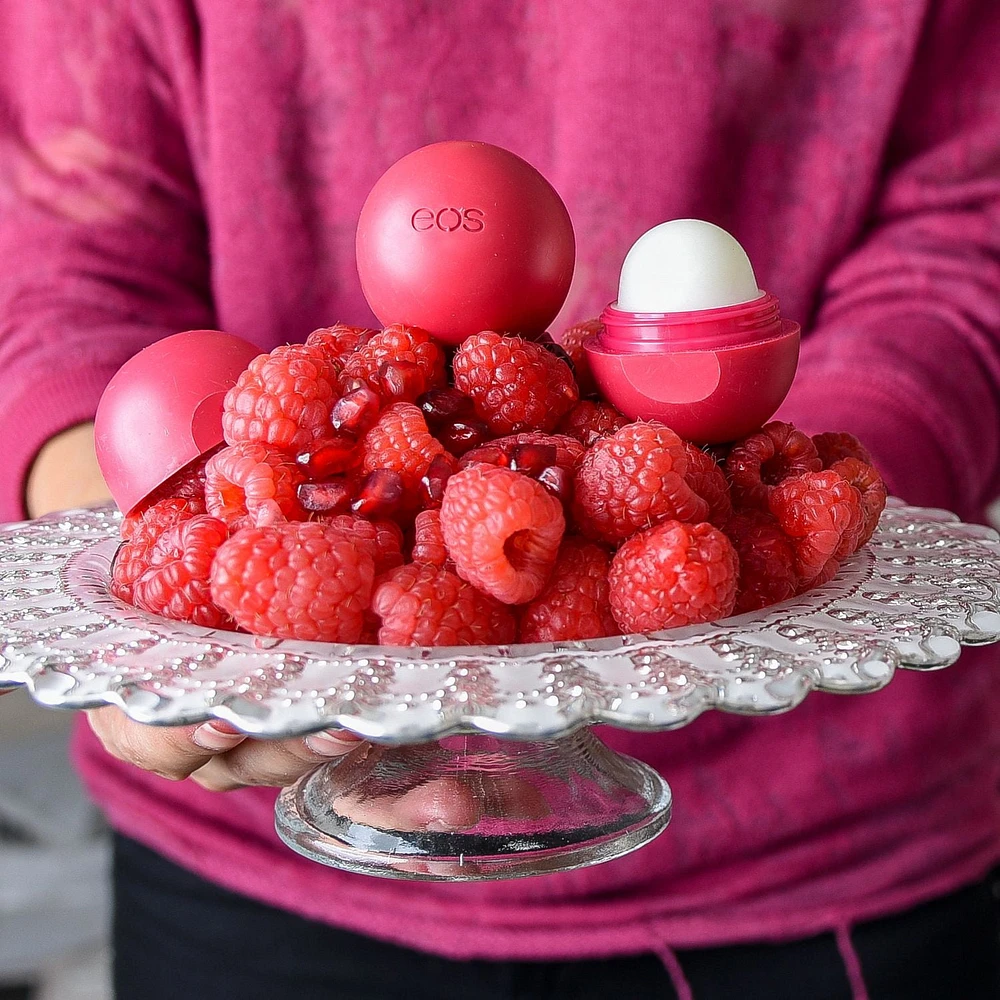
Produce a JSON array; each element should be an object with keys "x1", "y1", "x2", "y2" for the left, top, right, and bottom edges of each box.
[{"x1": 275, "y1": 729, "x2": 672, "y2": 881}]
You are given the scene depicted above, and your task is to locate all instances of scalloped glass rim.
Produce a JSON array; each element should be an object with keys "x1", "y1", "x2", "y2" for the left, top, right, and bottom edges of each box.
[{"x1": 1, "y1": 501, "x2": 999, "y2": 744}]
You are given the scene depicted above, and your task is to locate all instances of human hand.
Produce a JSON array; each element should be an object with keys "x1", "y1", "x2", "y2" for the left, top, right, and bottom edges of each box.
[
  {"x1": 26, "y1": 422, "x2": 112, "y2": 518},
  {"x1": 85, "y1": 707, "x2": 488, "y2": 831}
]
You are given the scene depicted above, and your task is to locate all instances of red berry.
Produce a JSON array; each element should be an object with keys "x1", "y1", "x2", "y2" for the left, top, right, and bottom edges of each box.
[
  {"x1": 557, "y1": 400, "x2": 628, "y2": 448},
  {"x1": 296, "y1": 435, "x2": 362, "y2": 480},
  {"x1": 557, "y1": 319, "x2": 602, "y2": 398},
  {"x1": 768, "y1": 470, "x2": 864, "y2": 584},
  {"x1": 210, "y1": 522, "x2": 375, "y2": 642},
  {"x1": 411, "y1": 509, "x2": 451, "y2": 568},
  {"x1": 519, "y1": 538, "x2": 617, "y2": 642},
  {"x1": 437, "y1": 418, "x2": 489, "y2": 456},
  {"x1": 419, "y1": 453, "x2": 456, "y2": 509},
  {"x1": 726, "y1": 421, "x2": 822, "y2": 511},
  {"x1": 440, "y1": 465, "x2": 565, "y2": 605},
  {"x1": 205, "y1": 442, "x2": 305, "y2": 530},
  {"x1": 305, "y1": 323, "x2": 374, "y2": 365},
  {"x1": 572, "y1": 422, "x2": 708, "y2": 545},
  {"x1": 132, "y1": 515, "x2": 230, "y2": 629},
  {"x1": 313, "y1": 513, "x2": 404, "y2": 575},
  {"x1": 459, "y1": 432, "x2": 586, "y2": 473},
  {"x1": 372, "y1": 563, "x2": 516, "y2": 647},
  {"x1": 330, "y1": 384, "x2": 381, "y2": 436},
  {"x1": 297, "y1": 479, "x2": 353, "y2": 514},
  {"x1": 608, "y1": 521, "x2": 739, "y2": 632},
  {"x1": 125, "y1": 450, "x2": 215, "y2": 529},
  {"x1": 724, "y1": 510, "x2": 799, "y2": 614},
  {"x1": 112, "y1": 497, "x2": 204, "y2": 602},
  {"x1": 682, "y1": 443, "x2": 733, "y2": 528},
  {"x1": 351, "y1": 469, "x2": 407, "y2": 520},
  {"x1": 813, "y1": 431, "x2": 872, "y2": 469},
  {"x1": 452, "y1": 331, "x2": 578, "y2": 435},
  {"x1": 121, "y1": 495, "x2": 204, "y2": 542},
  {"x1": 223, "y1": 343, "x2": 339, "y2": 454},
  {"x1": 831, "y1": 457, "x2": 886, "y2": 549},
  {"x1": 417, "y1": 387, "x2": 475, "y2": 428},
  {"x1": 377, "y1": 359, "x2": 426, "y2": 403},
  {"x1": 362, "y1": 403, "x2": 452, "y2": 498},
  {"x1": 341, "y1": 324, "x2": 447, "y2": 400}
]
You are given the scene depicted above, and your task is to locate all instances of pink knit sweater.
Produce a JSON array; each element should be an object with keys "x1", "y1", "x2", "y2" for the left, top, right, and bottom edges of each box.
[{"x1": 2, "y1": 0, "x2": 1000, "y2": 968}]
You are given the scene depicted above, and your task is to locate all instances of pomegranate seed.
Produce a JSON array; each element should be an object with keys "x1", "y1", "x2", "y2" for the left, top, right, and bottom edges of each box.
[
  {"x1": 539, "y1": 339, "x2": 575, "y2": 373},
  {"x1": 438, "y1": 418, "x2": 489, "y2": 455},
  {"x1": 377, "y1": 360, "x2": 425, "y2": 403},
  {"x1": 510, "y1": 443, "x2": 558, "y2": 478},
  {"x1": 538, "y1": 465, "x2": 573, "y2": 506},
  {"x1": 420, "y1": 454, "x2": 455, "y2": 509},
  {"x1": 351, "y1": 469, "x2": 405, "y2": 519},
  {"x1": 417, "y1": 387, "x2": 474, "y2": 429},
  {"x1": 298, "y1": 480, "x2": 352, "y2": 513},
  {"x1": 297, "y1": 436, "x2": 361, "y2": 479},
  {"x1": 331, "y1": 384, "x2": 381, "y2": 436}
]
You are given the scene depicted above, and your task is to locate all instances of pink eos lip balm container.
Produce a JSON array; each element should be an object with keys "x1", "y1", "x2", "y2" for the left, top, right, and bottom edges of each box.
[
  {"x1": 584, "y1": 220, "x2": 800, "y2": 444},
  {"x1": 94, "y1": 330, "x2": 260, "y2": 515}
]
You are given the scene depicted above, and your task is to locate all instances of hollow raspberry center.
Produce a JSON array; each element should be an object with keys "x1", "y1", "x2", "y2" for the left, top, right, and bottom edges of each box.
[{"x1": 504, "y1": 529, "x2": 540, "y2": 573}]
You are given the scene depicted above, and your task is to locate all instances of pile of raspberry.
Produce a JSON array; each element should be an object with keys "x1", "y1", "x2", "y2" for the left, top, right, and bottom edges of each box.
[{"x1": 111, "y1": 321, "x2": 886, "y2": 646}]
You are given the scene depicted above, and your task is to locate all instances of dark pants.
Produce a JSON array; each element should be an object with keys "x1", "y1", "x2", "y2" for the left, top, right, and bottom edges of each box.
[{"x1": 112, "y1": 833, "x2": 1000, "y2": 999}]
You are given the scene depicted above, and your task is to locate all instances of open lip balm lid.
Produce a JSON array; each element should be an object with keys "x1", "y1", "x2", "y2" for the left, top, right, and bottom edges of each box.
[{"x1": 94, "y1": 330, "x2": 260, "y2": 515}]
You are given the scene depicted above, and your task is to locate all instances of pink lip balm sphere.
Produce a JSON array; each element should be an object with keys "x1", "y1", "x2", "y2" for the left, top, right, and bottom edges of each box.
[
  {"x1": 94, "y1": 330, "x2": 260, "y2": 515},
  {"x1": 356, "y1": 141, "x2": 576, "y2": 346}
]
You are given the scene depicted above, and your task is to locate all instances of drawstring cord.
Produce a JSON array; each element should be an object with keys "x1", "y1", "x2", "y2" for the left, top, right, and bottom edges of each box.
[
  {"x1": 645, "y1": 919, "x2": 695, "y2": 1000},
  {"x1": 835, "y1": 924, "x2": 870, "y2": 1000}
]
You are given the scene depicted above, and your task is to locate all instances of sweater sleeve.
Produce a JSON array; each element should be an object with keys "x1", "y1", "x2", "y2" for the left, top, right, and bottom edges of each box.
[
  {"x1": 777, "y1": 0, "x2": 1000, "y2": 520},
  {"x1": 0, "y1": 1, "x2": 212, "y2": 522}
]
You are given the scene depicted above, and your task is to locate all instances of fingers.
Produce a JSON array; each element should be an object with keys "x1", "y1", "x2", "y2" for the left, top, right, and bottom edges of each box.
[
  {"x1": 189, "y1": 729, "x2": 363, "y2": 792},
  {"x1": 86, "y1": 705, "x2": 247, "y2": 781}
]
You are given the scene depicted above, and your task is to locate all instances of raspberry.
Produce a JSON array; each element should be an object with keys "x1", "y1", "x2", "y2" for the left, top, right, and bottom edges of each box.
[
  {"x1": 223, "y1": 343, "x2": 340, "y2": 454},
  {"x1": 305, "y1": 323, "x2": 374, "y2": 365},
  {"x1": 124, "y1": 450, "x2": 215, "y2": 529},
  {"x1": 372, "y1": 563, "x2": 516, "y2": 646},
  {"x1": 362, "y1": 403, "x2": 452, "y2": 499},
  {"x1": 726, "y1": 421, "x2": 822, "y2": 511},
  {"x1": 557, "y1": 318, "x2": 602, "y2": 397},
  {"x1": 831, "y1": 457, "x2": 887, "y2": 549},
  {"x1": 519, "y1": 538, "x2": 617, "y2": 643},
  {"x1": 411, "y1": 509, "x2": 450, "y2": 568},
  {"x1": 813, "y1": 431, "x2": 872, "y2": 469},
  {"x1": 557, "y1": 400, "x2": 628, "y2": 448},
  {"x1": 440, "y1": 465, "x2": 565, "y2": 605},
  {"x1": 210, "y1": 522, "x2": 375, "y2": 642},
  {"x1": 452, "y1": 332, "x2": 578, "y2": 435},
  {"x1": 313, "y1": 513, "x2": 404, "y2": 575},
  {"x1": 459, "y1": 432, "x2": 586, "y2": 473},
  {"x1": 768, "y1": 470, "x2": 864, "y2": 584},
  {"x1": 121, "y1": 494, "x2": 204, "y2": 542},
  {"x1": 572, "y1": 422, "x2": 707, "y2": 545},
  {"x1": 341, "y1": 324, "x2": 447, "y2": 402},
  {"x1": 205, "y1": 442, "x2": 305, "y2": 530},
  {"x1": 683, "y1": 443, "x2": 733, "y2": 528},
  {"x1": 724, "y1": 510, "x2": 799, "y2": 614},
  {"x1": 608, "y1": 521, "x2": 739, "y2": 632},
  {"x1": 132, "y1": 515, "x2": 230, "y2": 628},
  {"x1": 112, "y1": 497, "x2": 204, "y2": 602}
]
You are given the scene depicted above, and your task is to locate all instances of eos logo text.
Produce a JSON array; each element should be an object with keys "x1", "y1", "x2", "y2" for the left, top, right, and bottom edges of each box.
[{"x1": 410, "y1": 207, "x2": 485, "y2": 233}]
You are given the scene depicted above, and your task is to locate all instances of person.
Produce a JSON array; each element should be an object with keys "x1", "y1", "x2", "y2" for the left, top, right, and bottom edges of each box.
[{"x1": 2, "y1": 1, "x2": 999, "y2": 997}]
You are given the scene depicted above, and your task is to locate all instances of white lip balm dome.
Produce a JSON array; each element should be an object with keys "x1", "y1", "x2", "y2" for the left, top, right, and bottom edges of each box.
[{"x1": 616, "y1": 219, "x2": 762, "y2": 313}]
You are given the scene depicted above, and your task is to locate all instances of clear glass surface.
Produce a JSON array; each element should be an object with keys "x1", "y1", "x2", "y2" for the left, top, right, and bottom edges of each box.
[{"x1": 1, "y1": 501, "x2": 998, "y2": 879}]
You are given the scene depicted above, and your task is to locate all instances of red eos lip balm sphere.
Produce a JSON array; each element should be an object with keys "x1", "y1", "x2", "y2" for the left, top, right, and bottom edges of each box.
[
  {"x1": 356, "y1": 141, "x2": 576, "y2": 345},
  {"x1": 94, "y1": 330, "x2": 260, "y2": 515},
  {"x1": 584, "y1": 220, "x2": 800, "y2": 444}
]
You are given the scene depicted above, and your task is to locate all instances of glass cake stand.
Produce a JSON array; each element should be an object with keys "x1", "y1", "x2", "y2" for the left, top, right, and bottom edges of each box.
[{"x1": 1, "y1": 501, "x2": 998, "y2": 880}]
